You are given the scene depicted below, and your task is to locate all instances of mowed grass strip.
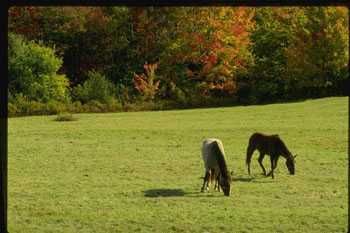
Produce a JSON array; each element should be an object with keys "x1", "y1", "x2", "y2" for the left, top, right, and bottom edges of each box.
[{"x1": 9, "y1": 97, "x2": 348, "y2": 233}]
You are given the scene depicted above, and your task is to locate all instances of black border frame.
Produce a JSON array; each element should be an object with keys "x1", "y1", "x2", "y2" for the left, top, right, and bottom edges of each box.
[
  {"x1": 1, "y1": 2, "x2": 8, "y2": 232},
  {"x1": 1, "y1": 1, "x2": 348, "y2": 233},
  {"x1": 4, "y1": 0, "x2": 350, "y2": 7}
]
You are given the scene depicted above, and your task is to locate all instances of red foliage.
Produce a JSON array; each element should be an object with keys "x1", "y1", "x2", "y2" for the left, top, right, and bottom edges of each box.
[
  {"x1": 133, "y1": 62, "x2": 160, "y2": 100},
  {"x1": 9, "y1": 7, "x2": 42, "y2": 40}
]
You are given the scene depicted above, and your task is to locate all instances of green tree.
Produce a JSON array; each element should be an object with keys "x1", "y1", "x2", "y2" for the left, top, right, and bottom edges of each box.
[
  {"x1": 285, "y1": 7, "x2": 349, "y2": 96},
  {"x1": 8, "y1": 33, "x2": 70, "y2": 103},
  {"x1": 249, "y1": 8, "x2": 297, "y2": 101},
  {"x1": 72, "y1": 70, "x2": 116, "y2": 104}
]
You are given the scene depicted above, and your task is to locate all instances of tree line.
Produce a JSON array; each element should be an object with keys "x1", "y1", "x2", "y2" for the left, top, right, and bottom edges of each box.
[{"x1": 8, "y1": 7, "x2": 349, "y2": 116}]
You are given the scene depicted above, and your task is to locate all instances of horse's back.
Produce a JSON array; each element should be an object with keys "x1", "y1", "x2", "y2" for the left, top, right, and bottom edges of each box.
[
  {"x1": 249, "y1": 132, "x2": 288, "y2": 155},
  {"x1": 249, "y1": 132, "x2": 279, "y2": 142},
  {"x1": 202, "y1": 138, "x2": 225, "y2": 156},
  {"x1": 202, "y1": 138, "x2": 225, "y2": 170}
]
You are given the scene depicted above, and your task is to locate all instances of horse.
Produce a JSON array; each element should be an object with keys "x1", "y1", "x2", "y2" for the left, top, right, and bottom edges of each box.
[
  {"x1": 246, "y1": 133, "x2": 297, "y2": 179},
  {"x1": 201, "y1": 138, "x2": 231, "y2": 196}
]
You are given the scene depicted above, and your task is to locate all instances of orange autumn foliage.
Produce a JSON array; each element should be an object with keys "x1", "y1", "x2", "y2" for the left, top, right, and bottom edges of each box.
[{"x1": 133, "y1": 63, "x2": 160, "y2": 100}]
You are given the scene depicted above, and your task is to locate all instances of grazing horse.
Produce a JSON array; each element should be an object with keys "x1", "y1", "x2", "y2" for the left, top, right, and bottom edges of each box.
[
  {"x1": 201, "y1": 138, "x2": 231, "y2": 196},
  {"x1": 246, "y1": 133, "x2": 297, "y2": 179}
]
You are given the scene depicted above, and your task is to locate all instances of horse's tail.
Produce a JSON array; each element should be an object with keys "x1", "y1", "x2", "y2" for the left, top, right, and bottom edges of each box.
[{"x1": 246, "y1": 136, "x2": 255, "y2": 176}]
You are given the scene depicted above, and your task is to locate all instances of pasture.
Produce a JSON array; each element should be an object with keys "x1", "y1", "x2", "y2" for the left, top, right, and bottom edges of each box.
[{"x1": 9, "y1": 97, "x2": 348, "y2": 232}]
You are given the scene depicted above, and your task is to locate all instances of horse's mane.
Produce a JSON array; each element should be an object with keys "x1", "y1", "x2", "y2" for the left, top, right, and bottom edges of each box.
[
  {"x1": 274, "y1": 136, "x2": 293, "y2": 159},
  {"x1": 212, "y1": 141, "x2": 230, "y2": 181}
]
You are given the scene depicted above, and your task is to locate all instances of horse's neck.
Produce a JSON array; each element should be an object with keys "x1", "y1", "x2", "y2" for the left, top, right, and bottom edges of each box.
[
  {"x1": 217, "y1": 154, "x2": 229, "y2": 177},
  {"x1": 269, "y1": 137, "x2": 292, "y2": 160},
  {"x1": 280, "y1": 150, "x2": 292, "y2": 160}
]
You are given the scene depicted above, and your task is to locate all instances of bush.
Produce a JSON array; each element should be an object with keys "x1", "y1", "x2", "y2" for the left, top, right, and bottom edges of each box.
[
  {"x1": 45, "y1": 100, "x2": 68, "y2": 115},
  {"x1": 9, "y1": 93, "x2": 31, "y2": 115},
  {"x1": 9, "y1": 93, "x2": 69, "y2": 116},
  {"x1": 8, "y1": 33, "x2": 70, "y2": 103},
  {"x1": 54, "y1": 112, "x2": 77, "y2": 122},
  {"x1": 72, "y1": 70, "x2": 116, "y2": 104},
  {"x1": 133, "y1": 63, "x2": 160, "y2": 101},
  {"x1": 84, "y1": 100, "x2": 106, "y2": 112},
  {"x1": 68, "y1": 101, "x2": 84, "y2": 113},
  {"x1": 8, "y1": 103, "x2": 19, "y2": 117},
  {"x1": 105, "y1": 98, "x2": 123, "y2": 112}
]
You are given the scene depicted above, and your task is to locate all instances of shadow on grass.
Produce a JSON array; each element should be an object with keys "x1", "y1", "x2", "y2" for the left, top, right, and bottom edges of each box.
[
  {"x1": 143, "y1": 176, "x2": 275, "y2": 198},
  {"x1": 143, "y1": 189, "x2": 224, "y2": 198},
  {"x1": 232, "y1": 175, "x2": 274, "y2": 183},
  {"x1": 232, "y1": 176, "x2": 255, "y2": 182},
  {"x1": 144, "y1": 189, "x2": 186, "y2": 197}
]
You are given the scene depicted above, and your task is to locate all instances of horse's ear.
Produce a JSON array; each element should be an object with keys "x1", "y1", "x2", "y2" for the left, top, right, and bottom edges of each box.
[{"x1": 293, "y1": 154, "x2": 298, "y2": 159}]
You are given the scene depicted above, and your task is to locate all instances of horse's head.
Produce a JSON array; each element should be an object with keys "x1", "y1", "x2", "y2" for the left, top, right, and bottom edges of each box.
[
  {"x1": 219, "y1": 174, "x2": 231, "y2": 196},
  {"x1": 286, "y1": 154, "x2": 297, "y2": 175}
]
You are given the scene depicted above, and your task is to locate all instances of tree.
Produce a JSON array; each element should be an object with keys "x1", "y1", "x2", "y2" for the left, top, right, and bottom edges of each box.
[
  {"x1": 130, "y1": 7, "x2": 255, "y2": 99},
  {"x1": 133, "y1": 62, "x2": 160, "y2": 101},
  {"x1": 8, "y1": 33, "x2": 70, "y2": 103},
  {"x1": 285, "y1": 7, "x2": 349, "y2": 96},
  {"x1": 249, "y1": 7, "x2": 298, "y2": 101}
]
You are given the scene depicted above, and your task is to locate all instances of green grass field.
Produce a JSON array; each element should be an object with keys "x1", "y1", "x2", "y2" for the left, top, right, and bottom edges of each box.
[{"x1": 9, "y1": 97, "x2": 348, "y2": 233}]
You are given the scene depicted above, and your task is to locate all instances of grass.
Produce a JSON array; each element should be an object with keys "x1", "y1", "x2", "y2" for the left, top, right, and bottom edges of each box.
[{"x1": 8, "y1": 96, "x2": 348, "y2": 233}]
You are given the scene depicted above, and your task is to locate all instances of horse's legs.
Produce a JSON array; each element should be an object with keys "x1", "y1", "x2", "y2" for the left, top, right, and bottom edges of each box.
[
  {"x1": 267, "y1": 156, "x2": 279, "y2": 179},
  {"x1": 215, "y1": 175, "x2": 221, "y2": 192},
  {"x1": 267, "y1": 156, "x2": 279, "y2": 178},
  {"x1": 246, "y1": 143, "x2": 255, "y2": 176},
  {"x1": 270, "y1": 157, "x2": 275, "y2": 179},
  {"x1": 201, "y1": 170, "x2": 210, "y2": 192},
  {"x1": 209, "y1": 168, "x2": 216, "y2": 191},
  {"x1": 258, "y1": 153, "x2": 267, "y2": 176},
  {"x1": 212, "y1": 170, "x2": 219, "y2": 192},
  {"x1": 214, "y1": 174, "x2": 218, "y2": 191}
]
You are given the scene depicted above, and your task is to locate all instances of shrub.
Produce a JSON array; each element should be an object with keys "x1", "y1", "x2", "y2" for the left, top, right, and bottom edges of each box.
[
  {"x1": 8, "y1": 103, "x2": 18, "y2": 117},
  {"x1": 45, "y1": 100, "x2": 68, "y2": 115},
  {"x1": 54, "y1": 112, "x2": 77, "y2": 122},
  {"x1": 105, "y1": 98, "x2": 123, "y2": 112},
  {"x1": 9, "y1": 93, "x2": 30, "y2": 115},
  {"x1": 8, "y1": 33, "x2": 70, "y2": 103},
  {"x1": 72, "y1": 70, "x2": 116, "y2": 104},
  {"x1": 68, "y1": 101, "x2": 84, "y2": 113},
  {"x1": 84, "y1": 100, "x2": 106, "y2": 113},
  {"x1": 122, "y1": 101, "x2": 150, "y2": 112},
  {"x1": 133, "y1": 62, "x2": 160, "y2": 101},
  {"x1": 27, "y1": 101, "x2": 46, "y2": 115},
  {"x1": 9, "y1": 93, "x2": 69, "y2": 116}
]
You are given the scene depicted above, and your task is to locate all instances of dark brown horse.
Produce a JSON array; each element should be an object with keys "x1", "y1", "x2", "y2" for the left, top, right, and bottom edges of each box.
[
  {"x1": 246, "y1": 133, "x2": 297, "y2": 179},
  {"x1": 201, "y1": 139, "x2": 231, "y2": 196}
]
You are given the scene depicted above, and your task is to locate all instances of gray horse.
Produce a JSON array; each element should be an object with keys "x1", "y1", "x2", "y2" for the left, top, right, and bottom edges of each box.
[{"x1": 201, "y1": 138, "x2": 231, "y2": 196}]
